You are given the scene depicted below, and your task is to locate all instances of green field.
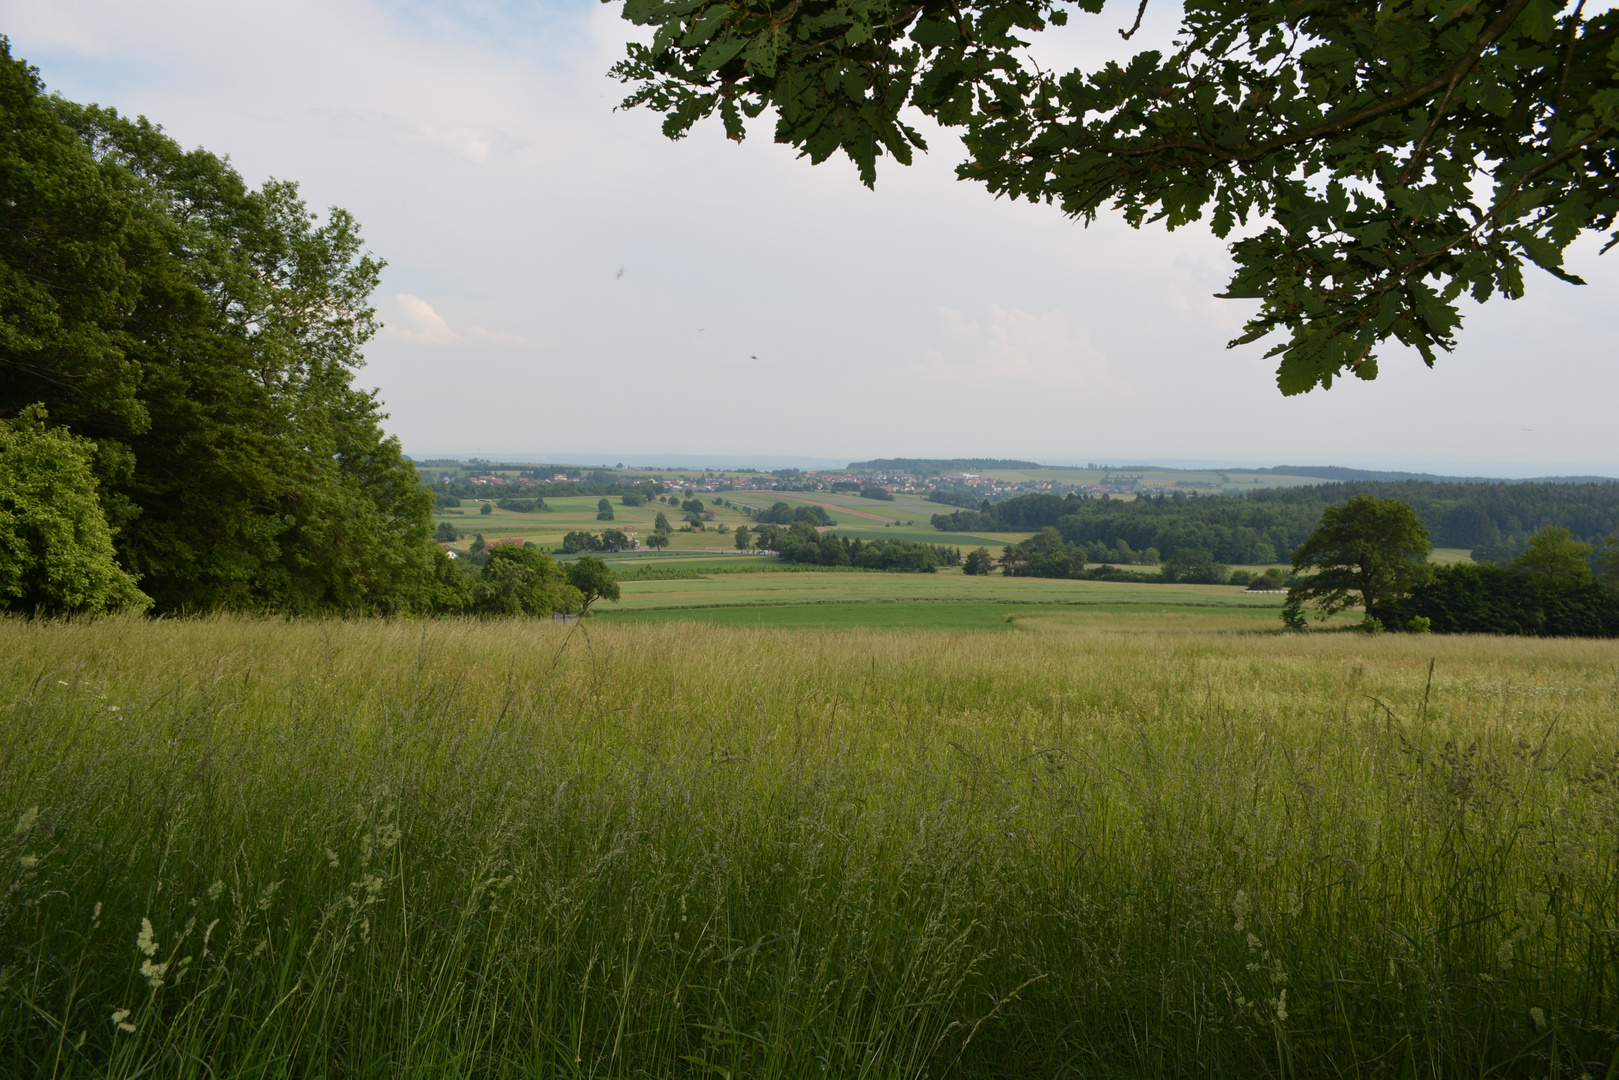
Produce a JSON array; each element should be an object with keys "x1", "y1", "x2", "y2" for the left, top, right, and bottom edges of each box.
[{"x1": 6, "y1": 614, "x2": 1614, "y2": 1077}]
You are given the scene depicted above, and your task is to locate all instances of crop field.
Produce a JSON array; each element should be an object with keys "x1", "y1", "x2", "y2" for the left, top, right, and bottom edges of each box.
[{"x1": 5, "y1": 615, "x2": 1617, "y2": 1078}]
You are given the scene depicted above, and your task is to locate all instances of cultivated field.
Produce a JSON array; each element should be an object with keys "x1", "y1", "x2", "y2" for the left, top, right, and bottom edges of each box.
[{"x1": 3, "y1": 615, "x2": 1615, "y2": 1078}]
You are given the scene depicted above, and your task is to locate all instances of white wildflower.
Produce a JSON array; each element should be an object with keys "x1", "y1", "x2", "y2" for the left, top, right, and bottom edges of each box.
[
  {"x1": 19, "y1": 854, "x2": 38, "y2": 869},
  {"x1": 13, "y1": 806, "x2": 38, "y2": 835},
  {"x1": 207, "y1": 880, "x2": 224, "y2": 901},
  {"x1": 325, "y1": 847, "x2": 339, "y2": 869},
  {"x1": 1246, "y1": 932, "x2": 1262, "y2": 952},
  {"x1": 1530, "y1": 1006, "x2": 1547, "y2": 1031},
  {"x1": 111, "y1": 1009, "x2": 136, "y2": 1033},
  {"x1": 1232, "y1": 890, "x2": 1249, "y2": 932},
  {"x1": 136, "y1": 918, "x2": 159, "y2": 957}
]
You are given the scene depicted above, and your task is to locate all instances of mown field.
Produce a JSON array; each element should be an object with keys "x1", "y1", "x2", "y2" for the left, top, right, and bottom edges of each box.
[{"x1": 3, "y1": 615, "x2": 1616, "y2": 1078}]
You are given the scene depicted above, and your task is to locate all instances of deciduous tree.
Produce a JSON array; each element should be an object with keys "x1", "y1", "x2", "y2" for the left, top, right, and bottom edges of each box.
[
  {"x1": 611, "y1": 1, "x2": 1619, "y2": 394},
  {"x1": 1288, "y1": 495, "x2": 1432, "y2": 620}
]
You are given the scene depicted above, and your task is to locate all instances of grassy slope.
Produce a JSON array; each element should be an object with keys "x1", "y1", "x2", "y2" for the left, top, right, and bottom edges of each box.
[{"x1": 4, "y1": 617, "x2": 1614, "y2": 1077}]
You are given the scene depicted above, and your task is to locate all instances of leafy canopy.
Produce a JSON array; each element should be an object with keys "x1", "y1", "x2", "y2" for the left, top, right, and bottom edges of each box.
[
  {"x1": 1289, "y1": 494, "x2": 1432, "y2": 617},
  {"x1": 612, "y1": 0, "x2": 1619, "y2": 393}
]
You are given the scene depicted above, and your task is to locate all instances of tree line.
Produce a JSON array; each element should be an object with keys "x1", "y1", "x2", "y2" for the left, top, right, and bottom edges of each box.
[
  {"x1": 933, "y1": 483, "x2": 1619, "y2": 566},
  {"x1": 0, "y1": 43, "x2": 472, "y2": 616},
  {"x1": 767, "y1": 523, "x2": 960, "y2": 571}
]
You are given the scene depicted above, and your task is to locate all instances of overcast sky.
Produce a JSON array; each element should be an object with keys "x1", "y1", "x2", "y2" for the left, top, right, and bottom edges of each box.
[{"x1": 7, "y1": 0, "x2": 1616, "y2": 474}]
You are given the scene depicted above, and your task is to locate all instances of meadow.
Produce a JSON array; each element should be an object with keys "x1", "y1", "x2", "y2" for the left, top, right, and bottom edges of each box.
[{"x1": 3, "y1": 614, "x2": 1616, "y2": 1078}]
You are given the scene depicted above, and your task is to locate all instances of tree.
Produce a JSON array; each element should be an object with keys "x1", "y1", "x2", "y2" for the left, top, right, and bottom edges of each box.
[
  {"x1": 480, "y1": 503, "x2": 493, "y2": 515},
  {"x1": 645, "y1": 531, "x2": 670, "y2": 551},
  {"x1": 600, "y1": 527, "x2": 633, "y2": 551},
  {"x1": 963, "y1": 547, "x2": 995, "y2": 576},
  {"x1": 561, "y1": 530, "x2": 602, "y2": 554},
  {"x1": 1160, "y1": 547, "x2": 1227, "y2": 584},
  {"x1": 470, "y1": 545, "x2": 580, "y2": 617},
  {"x1": 654, "y1": 510, "x2": 671, "y2": 533},
  {"x1": 565, "y1": 556, "x2": 621, "y2": 615},
  {"x1": 611, "y1": 1, "x2": 1619, "y2": 395},
  {"x1": 0, "y1": 407, "x2": 151, "y2": 614},
  {"x1": 1289, "y1": 495, "x2": 1432, "y2": 621},
  {"x1": 734, "y1": 525, "x2": 753, "y2": 551},
  {"x1": 433, "y1": 522, "x2": 460, "y2": 543},
  {"x1": 3, "y1": 43, "x2": 456, "y2": 615},
  {"x1": 597, "y1": 497, "x2": 615, "y2": 521},
  {"x1": 1598, "y1": 534, "x2": 1619, "y2": 587},
  {"x1": 1513, "y1": 525, "x2": 1594, "y2": 585}
]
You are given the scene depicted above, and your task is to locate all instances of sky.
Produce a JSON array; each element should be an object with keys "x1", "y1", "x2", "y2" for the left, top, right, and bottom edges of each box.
[{"x1": 5, "y1": 0, "x2": 1617, "y2": 476}]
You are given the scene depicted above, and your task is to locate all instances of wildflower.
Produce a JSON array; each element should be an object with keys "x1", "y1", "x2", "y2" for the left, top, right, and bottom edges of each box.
[
  {"x1": 92, "y1": 902, "x2": 102, "y2": 927},
  {"x1": 207, "y1": 880, "x2": 224, "y2": 900},
  {"x1": 1530, "y1": 1007, "x2": 1547, "y2": 1031},
  {"x1": 18, "y1": 854, "x2": 38, "y2": 869},
  {"x1": 111, "y1": 1009, "x2": 136, "y2": 1033},
  {"x1": 13, "y1": 806, "x2": 38, "y2": 835},
  {"x1": 1246, "y1": 932, "x2": 1262, "y2": 952},
  {"x1": 202, "y1": 918, "x2": 219, "y2": 956},
  {"x1": 136, "y1": 919, "x2": 159, "y2": 957},
  {"x1": 325, "y1": 847, "x2": 339, "y2": 868},
  {"x1": 1232, "y1": 890, "x2": 1249, "y2": 932},
  {"x1": 1497, "y1": 938, "x2": 1515, "y2": 969}
]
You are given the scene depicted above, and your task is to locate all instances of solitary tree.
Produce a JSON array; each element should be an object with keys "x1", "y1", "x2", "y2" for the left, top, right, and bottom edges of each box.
[
  {"x1": 646, "y1": 531, "x2": 670, "y2": 552},
  {"x1": 1288, "y1": 496, "x2": 1432, "y2": 623},
  {"x1": 596, "y1": 498, "x2": 615, "y2": 521},
  {"x1": 734, "y1": 525, "x2": 753, "y2": 551},
  {"x1": 611, "y1": 1, "x2": 1618, "y2": 394},
  {"x1": 654, "y1": 510, "x2": 671, "y2": 533},
  {"x1": 566, "y1": 556, "x2": 622, "y2": 615},
  {"x1": 963, "y1": 547, "x2": 995, "y2": 576}
]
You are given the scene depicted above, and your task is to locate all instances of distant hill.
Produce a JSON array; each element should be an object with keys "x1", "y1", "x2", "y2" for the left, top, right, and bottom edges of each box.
[
  {"x1": 848, "y1": 458, "x2": 1044, "y2": 473},
  {"x1": 1256, "y1": 466, "x2": 1616, "y2": 484}
]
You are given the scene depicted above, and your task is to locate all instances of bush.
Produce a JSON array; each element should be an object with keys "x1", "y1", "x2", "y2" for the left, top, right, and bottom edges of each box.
[
  {"x1": 859, "y1": 487, "x2": 895, "y2": 501},
  {"x1": 497, "y1": 498, "x2": 540, "y2": 513},
  {"x1": 561, "y1": 531, "x2": 604, "y2": 554},
  {"x1": 621, "y1": 493, "x2": 645, "y2": 507},
  {"x1": 470, "y1": 545, "x2": 580, "y2": 616}
]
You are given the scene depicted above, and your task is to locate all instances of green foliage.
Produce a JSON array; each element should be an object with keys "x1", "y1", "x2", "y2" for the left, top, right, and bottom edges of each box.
[
  {"x1": 774, "y1": 523, "x2": 961, "y2": 571},
  {"x1": 561, "y1": 531, "x2": 604, "y2": 554},
  {"x1": 621, "y1": 492, "x2": 646, "y2": 507},
  {"x1": 433, "y1": 522, "x2": 460, "y2": 543},
  {"x1": 859, "y1": 487, "x2": 895, "y2": 501},
  {"x1": 435, "y1": 493, "x2": 462, "y2": 509},
  {"x1": 600, "y1": 528, "x2": 634, "y2": 552},
  {"x1": 1290, "y1": 495, "x2": 1433, "y2": 618},
  {"x1": 613, "y1": 1, "x2": 1619, "y2": 394},
  {"x1": 752, "y1": 501, "x2": 835, "y2": 526},
  {"x1": 469, "y1": 545, "x2": 579, "y2": 616},
  {"x1": 1384, "y1": 562, "x2": 1619, "y2": 637},
  {"x1": 1598, "y1": 534, "x2": 1619, "y2": 586},
  {"x1": 565, "y1": 555, "x2": 621, "y2": 614},
  {"x1": 645, "y1": 531, "x2": 670, "y2": 551},
  {"x1": 597, "y1": 497, "x2": 615, "y2": 521},
  {"x1": 1512, "y1": 524, "x2": 1594, "y2": 585},
  {"x1": 733, "y1": 525, "x2": 753, "y2": 551},
  {"x1": 481, "y1": 503, "x2": 493, "y2": 515},
  {"x1": 962, "y1": 546, "x2": 995, "y2": 575},
  {"x1": 653, "y1": 510, "x2": 671, "y2": 533},
  {"x1": 0, "y1": 42, "x2": 454, "y2": 614},
  {"x1": 497, "y1": 497, "x2": 543, "y2": 513},
  {"x1": 0, "y1": 408, "x2": 150, "y2": 614},
  {"x1": 1160, "y1": 546, "x2": 1228, "y2": 585}
]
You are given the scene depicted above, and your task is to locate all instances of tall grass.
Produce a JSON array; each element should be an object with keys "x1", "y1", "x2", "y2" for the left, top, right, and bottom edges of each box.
[{"x1": 2, "y1": 616, "x2": 1616, "y2": 1078}]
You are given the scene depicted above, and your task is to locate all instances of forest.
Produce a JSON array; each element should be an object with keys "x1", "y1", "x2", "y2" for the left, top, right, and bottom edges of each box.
[{"x1": 934, "y1": 483, "x2": 1619, "y2": 565}]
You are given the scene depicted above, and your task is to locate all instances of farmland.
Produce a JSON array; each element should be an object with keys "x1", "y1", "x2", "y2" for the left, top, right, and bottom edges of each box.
[{"x1": 5, "y1": 614, "x2": 1617, "y2": 1077}]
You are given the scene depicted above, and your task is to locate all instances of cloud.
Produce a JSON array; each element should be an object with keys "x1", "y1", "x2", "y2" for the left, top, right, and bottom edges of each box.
[
  {"x1": 387, "y1": 294, "x2": 458, "y2": 344},
  {"x1": 914, "y1": 305, "x2": 1122, "y2": 389}
]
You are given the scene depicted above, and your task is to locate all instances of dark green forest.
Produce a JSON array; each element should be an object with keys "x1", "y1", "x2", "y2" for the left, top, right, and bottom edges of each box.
[
  {"x1": 934, "y1": 483, "x2": 1619, "y2": 565},
  {"x1": 1, "y1": 41, "x2": 460, "y2": 614}
]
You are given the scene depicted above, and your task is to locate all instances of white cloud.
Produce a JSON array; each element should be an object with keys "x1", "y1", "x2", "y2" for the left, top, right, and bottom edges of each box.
[
  {"x1": 387, "y1": 294, "x2": 457, "y2": 345},
  {"x1": 915, "y1": 305, "x2": 1122, "y2": 390},
  {"x1": 316, "y1": 109, "x2": 522, "y2": 163}
]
